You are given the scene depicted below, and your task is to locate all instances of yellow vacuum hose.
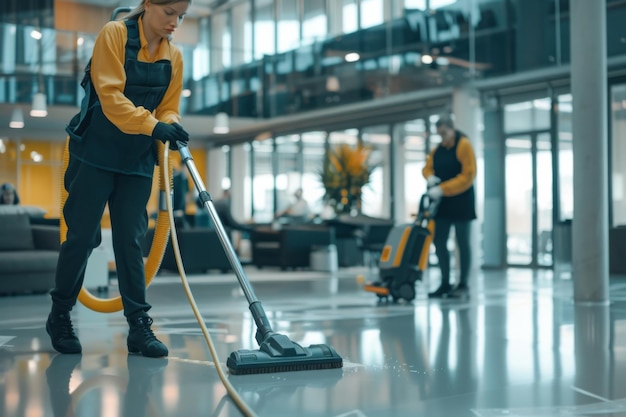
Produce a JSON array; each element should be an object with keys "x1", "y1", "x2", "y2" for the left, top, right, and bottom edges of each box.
[{"x1": 60, "y1": 138, "x2": 172, "y2": 312}]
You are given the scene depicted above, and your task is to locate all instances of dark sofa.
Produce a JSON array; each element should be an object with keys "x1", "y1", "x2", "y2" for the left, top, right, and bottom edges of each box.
[
  {"x1": 250, "y1": 224, "x2": 335, "y2": 270},
  {"x1": 0, "y1": 212, "x2": 60, "y2": 294},
  {"x1": 144, "y1": 227, "x2": 232, "y2": 273}
]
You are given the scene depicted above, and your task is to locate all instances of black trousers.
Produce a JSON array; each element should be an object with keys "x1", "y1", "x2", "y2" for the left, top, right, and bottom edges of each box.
[
  {"x1": 432, "y1": 217, "x2": 472, "y2": 287},
  {"x1": 51, "y1": 156, "x2": 153, "y2": 317}
]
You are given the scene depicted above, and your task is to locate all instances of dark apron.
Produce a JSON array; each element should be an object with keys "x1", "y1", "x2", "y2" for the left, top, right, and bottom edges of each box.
[
  {"x1": 432, "y1": 131, "x2": 477, "y2": 220},
  {"x1": 66, "y1": 18, "x2": 172, "y2": 178}
]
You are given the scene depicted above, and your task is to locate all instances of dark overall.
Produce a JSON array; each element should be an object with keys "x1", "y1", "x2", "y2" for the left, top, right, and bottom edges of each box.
[
  {"x1": 51, "y1": 19, "x2": 172, "y2": 317},
  {"x1": 431, "y1": 131, "x2": 476, "y2": 289}
]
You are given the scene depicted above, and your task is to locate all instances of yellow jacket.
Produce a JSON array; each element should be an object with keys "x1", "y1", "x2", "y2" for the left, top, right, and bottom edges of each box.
[{"x1": 90, "y1": 18, "x2": 183, "y2": 136}]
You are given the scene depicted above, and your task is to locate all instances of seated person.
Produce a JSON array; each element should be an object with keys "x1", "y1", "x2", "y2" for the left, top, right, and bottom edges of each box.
[
  {"x1": 0, "y1": 183, "x2": 20, "y2": 205},
  {"x1": 275, "y1": 188, "x2": 310, "y2": 224}
]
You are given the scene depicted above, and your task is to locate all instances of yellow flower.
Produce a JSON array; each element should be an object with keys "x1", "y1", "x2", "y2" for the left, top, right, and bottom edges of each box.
[{"x1": 319, "y1": 143, "x2": 376, "y2": 213}]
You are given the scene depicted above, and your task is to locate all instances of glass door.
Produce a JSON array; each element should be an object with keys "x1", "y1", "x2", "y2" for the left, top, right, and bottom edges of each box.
[{"x1": 505, "y1": 132, "x2": 553, "y2": 266}]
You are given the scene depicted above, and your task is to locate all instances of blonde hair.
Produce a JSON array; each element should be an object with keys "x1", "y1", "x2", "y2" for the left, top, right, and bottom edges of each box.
[{"x1": 124, "y1": 0, "x2": 191, "y2": 21}]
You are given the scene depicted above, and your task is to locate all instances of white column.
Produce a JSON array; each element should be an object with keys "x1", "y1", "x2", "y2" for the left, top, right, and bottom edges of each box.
[
  {"x1": 230, "y1": 145, "x2": 249, "y2": 221},
  {"x1": 206, "y1": 147, "x2": 227, "y2": 198},
  {"x1": 391, "y1": 123, "x2": 407, "y2": 222},
  {"x1": 386, "y1": 0, "x2": 405, "y2": 20},
  {"x1": 326, "y1": 0, "x2": 343, "y2": 37},
  {"x1": 570, "y1": 0, "x2": 609, "y2": 302},
  {"x1": 451, "y1": 86, "x2": 483, "y2": 277}
]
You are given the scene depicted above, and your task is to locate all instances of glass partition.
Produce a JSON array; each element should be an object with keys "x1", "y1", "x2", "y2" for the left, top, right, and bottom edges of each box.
[
  {"x1": 254, "y1": 1, "x2": 275, "y2": 60},
  {"x1": 3, "y1": 1, "x2": 626, "y2": 121},
  {"x1": 557, "y1": 94, "x2": 573, "y2": 222},
  {"x1": 402, "y1": 118, "x2": 428, "y2": 222},
  {"x1": 231, "y1": 0, "x2": 252, "y2": 65},
  {"x1": 275, "y1": 134, "x2": 302, "y2": 214},
  {"x1": 505, "y1": 135, "x2": 533, "y2": 265},
  {"x1": 611, "y1": 83, "x2": 626, "y2": 226},
  {"x1": 301, "y1": 131, "x2": 327, "y2": 215},
  {"x1": 277, "y1": 0, "x2": 299, "y2": 53},
  {"x1": 251, "y1": 139, "x2": 275, "y2": 223},
  {"x1": 361, "y1": 125, "x2": 390, "y2": 218},
  {"x1": 302, "y1": 0, "x2": 327, "y2": 44}
]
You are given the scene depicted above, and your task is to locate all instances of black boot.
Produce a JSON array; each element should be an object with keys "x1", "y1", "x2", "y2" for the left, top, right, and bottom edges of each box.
[
  {"x1": 46, "y1": 309, "x2": 82, "y2": 354},
  {"x1": 127, "y1": 315, "x2": 168, "y2": 358},
  {"x1": 428, "y1": 284, "x2": 452, "y2": 299},
  {"x1": 449, "y1": 283, "x2": 470, "y2": 298}
]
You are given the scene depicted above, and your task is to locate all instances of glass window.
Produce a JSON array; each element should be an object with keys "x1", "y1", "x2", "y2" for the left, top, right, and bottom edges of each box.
[
  {"x1": 505, "y1": 136, "x2": 533, "y2": 265},
  {"x1": 254, "y1": 2, "x2": 275, "y2": 60},
  {"x1": 277, "y1": 0, "x2": 300, "y2": 53},
  {"x1": 557, "y1": 94, "x2": 573, "y2": 221},
  {"x1": 611, "y1": 85, "x2": 626, "y2": 226},
  {"x1": 193, "y1": 19, "x2": 210, "y2": 80},
  {"x1": 360, "y1": 0, "x2": 384, "y2": 29},
  {"x1": 536, "y1": 132, "x2": 553, "y2": 267},
  {"x1": 404, "y1": 0, "x2": 426, "y2": 10},
  {"x1": 343, "y1": 0, "x2": 358, "y2": 34},
  {"x1": 329, "y1": 129, "x2": 358, "y2": 145},
  {"x1": 302, "y1": 131, "x2": 327, "y2": 215},
  {"x1": 504, "y1": 98, "x2": 551, "y2": 133},
  {"x1": 275, "y1": 135, "x2": 302, "y2": 213},
  {"x1": 231, "y1": 1, "x2": 252, "y2": 65},
  {"x1": 211, "y1": 12, "x2": 228, "y2": 71},
  {"x1": 403, "y1": 118, "x2": 428, "y2": 222},
  {"x1": 251, "y1": 139, "x2": 274, "y2": 223},
  {"x1": 361, "y1": 125, "x2": 390, "y2": 218},
  {"x1": 303, "y1": 0, "x2": 327, "y2": 44}
]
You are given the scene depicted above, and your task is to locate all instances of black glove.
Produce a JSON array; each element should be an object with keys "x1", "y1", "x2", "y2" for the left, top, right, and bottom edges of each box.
[{"x1": 152, "y1": 122, "x2": 190, "y2": 150}]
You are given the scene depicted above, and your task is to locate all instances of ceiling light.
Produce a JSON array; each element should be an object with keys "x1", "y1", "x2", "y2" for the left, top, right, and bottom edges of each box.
[
  {"x1": 9, "y1": 107, "x2": 24, "y2": 128},
  {"x1": 213, "y1": 112, "x2": 229, "y2": 134},
  {"x1": 30, "y1": 92, "x2": 48, "y2": 117},
  {"x1": 345, "y1": 52, "x2": 360, "y2": 62}
]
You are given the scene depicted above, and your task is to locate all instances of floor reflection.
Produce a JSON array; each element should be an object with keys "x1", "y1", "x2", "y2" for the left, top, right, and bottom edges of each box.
[{"x1": 2, "y1": 268, "x2": 626, "y2": 416}]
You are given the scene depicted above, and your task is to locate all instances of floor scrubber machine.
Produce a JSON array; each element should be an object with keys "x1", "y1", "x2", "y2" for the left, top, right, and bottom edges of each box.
[{"x1": 363, "y1": 193, "x2": 439, "y2": 303}]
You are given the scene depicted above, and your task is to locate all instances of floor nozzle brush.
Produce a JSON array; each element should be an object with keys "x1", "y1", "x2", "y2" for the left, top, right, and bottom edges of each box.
[
  {"x1": 178, "y1": 144, "x2": 344, "y2": 376},
  {"x1": 227, "y1": 332, "x2": 343, "y2": 375}
]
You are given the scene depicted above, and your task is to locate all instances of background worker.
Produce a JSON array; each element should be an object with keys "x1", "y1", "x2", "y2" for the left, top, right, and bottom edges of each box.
[
  {"x1": 0, "y1": 183, "x2": 20, "y2": 205},
  {"x1": 422, "y1": 115, "x2": 477, "y2": 299}
]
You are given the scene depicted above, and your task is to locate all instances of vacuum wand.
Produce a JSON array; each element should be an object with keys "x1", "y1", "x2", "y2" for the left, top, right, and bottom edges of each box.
[
  {"x1": 176, "y1": 141, "x2": 343, "y2": 375},
  {"x1": 177, "y1": 142, "x2": 275, "y2": 342}
]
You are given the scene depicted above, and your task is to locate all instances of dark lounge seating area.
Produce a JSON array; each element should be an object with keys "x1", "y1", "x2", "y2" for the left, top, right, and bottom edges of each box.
[
  {"x1": 143, "y1": 226, "x2": 232, "y2": 274},
  {"x1": 140, "y1": 213, "x2": 396, "y2": 274},
  {"x1": 250, "y1": 224, "x2": 336, "y2": 270}
]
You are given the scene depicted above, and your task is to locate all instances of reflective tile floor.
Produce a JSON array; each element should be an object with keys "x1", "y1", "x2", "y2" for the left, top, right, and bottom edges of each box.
[{"x1": 2, "y1": 265, "x2": 626, "y2": 417}]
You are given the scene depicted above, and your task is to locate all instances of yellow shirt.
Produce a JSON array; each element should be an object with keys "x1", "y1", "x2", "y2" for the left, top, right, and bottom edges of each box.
[
  {"x1": 90, "y1": 18, "x2": 183, "y2": 137},
  {"x1": 422, "y1": 136, "x2": 476, "y2": 197}
]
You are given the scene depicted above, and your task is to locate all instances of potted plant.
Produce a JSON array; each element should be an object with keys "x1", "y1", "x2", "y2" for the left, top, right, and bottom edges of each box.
[{"x1": 319, "y1": 143, "x2": 376, "y2": 215}]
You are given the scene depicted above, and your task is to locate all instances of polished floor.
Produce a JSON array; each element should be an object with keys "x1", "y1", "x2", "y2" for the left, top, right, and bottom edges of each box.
[{"x1": 1, "y1": 263, "x2": 626, "y2": 417}]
